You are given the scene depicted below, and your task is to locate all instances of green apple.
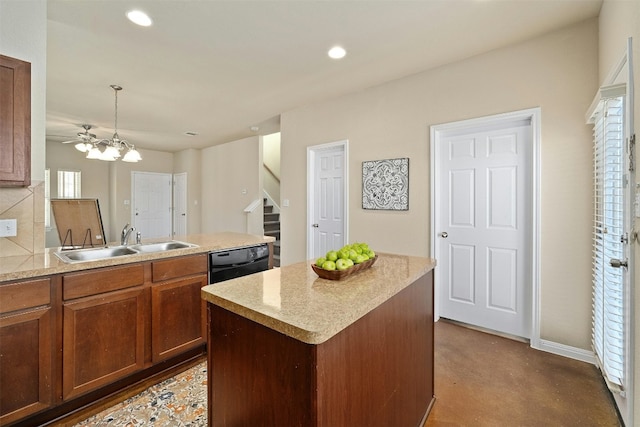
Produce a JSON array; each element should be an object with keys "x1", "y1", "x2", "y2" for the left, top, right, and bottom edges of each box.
[
  {"x1": 345, "y1": 259, "x2": 354, "y2": 267},
  {"x1": 326, "y1": 251, "x2": 338, "y2": 262},
  {"x1": 354, "y1": 254, "x2": 368, "y2": 264},
  {"x1": 348, "y1": 249, "x2": 358, "y2": 261},
  {"x1": 335, "y1": 258, "x2": 350, "y2": 271},
  {"x1": 337, "y1": 249, "x2": 350, "y2": 260},
  {"x1": 322, "y1": 260, "x2": 336, "y2": 271},
  {"x1": 366, "y1": 250, "x2": 375, "y2": 259},
  {"x1": 315, "y1": 257, "x2": 326, "y2": 267}
]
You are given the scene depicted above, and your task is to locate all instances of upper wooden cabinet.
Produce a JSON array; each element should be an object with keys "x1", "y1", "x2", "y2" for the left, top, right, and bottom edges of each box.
[{"x1": 0, "y1": 54, "x2": 31, "y2": 187}]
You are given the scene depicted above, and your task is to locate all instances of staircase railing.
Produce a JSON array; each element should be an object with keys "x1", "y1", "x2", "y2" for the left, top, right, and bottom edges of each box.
[{"x1": 264, "y1": 164, "x2": 280, "y2": 183}]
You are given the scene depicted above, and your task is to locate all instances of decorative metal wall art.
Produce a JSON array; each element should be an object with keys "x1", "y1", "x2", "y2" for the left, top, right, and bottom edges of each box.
[{"x1": 362, "y1": 157, "x2": 409, "y2": 210}]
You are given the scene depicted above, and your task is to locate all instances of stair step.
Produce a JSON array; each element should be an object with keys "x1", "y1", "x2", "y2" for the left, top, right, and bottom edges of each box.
[
  {"x1": 265, "y1": 230, "x2": 280, "y2": 240},
  {"x1": 273, "y1": 253, "x2": 280, "y2": 268},
  {"x1": 273, "y1": 241, "x2": 280, "y2": 256},
  {"x1": 263, "y1": 205, "x2": 273, "y2": 214},
  {"x1": 264, "y1": 212, "x2": 279, "y2": 222},
  {"x1": 264, "y1": 221, "x2": 280, "y2": 232}
]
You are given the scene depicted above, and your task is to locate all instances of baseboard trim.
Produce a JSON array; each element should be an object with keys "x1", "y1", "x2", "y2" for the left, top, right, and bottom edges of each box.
[{"x1": 533, "y1": 339, "x2": 596, "y2": 365}]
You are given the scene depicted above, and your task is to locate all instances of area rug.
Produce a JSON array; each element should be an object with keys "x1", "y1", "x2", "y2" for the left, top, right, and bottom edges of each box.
[{"x1": 74, "y1": 362, "x2": 208, "y2": 426}]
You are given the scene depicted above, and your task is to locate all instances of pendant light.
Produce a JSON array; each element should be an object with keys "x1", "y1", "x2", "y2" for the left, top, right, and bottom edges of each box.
[{"x1": 87, "y1": 84, "x2": 142, "y2": 162}]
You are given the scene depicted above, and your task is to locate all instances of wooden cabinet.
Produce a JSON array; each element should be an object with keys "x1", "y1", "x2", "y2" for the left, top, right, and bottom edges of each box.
[
  {"x1": 61, "y1": 264, "x2": 146, "y2": 400},
  {"x1": 0, "y1": 54, "x2": 31, "y2": 187},
  {"x1": 150, "y1": 255, "x2": 208, "y2": 363},
  {"x1": 208, "y1": 270, "x2": 435, "y2": 427},
  {"x1": 0, "y1": 252, "x2": 211, "y2": 425},
  {"x1": 0, "y1": 278, "x2": 54, "y2": 425}
]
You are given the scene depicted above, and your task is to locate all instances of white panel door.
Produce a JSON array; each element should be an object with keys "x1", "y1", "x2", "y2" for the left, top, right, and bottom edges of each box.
[
  {"x1": 132, "y1": 171, "x2": 172, "y2": 239},
  {"x1": 439, "y1": 120, "x2": 531, "y2": 338},
  {"x1": 312, "y1": 146, "x2": 345, "y2": 258},
  {"x1": 173, "y1": 173, "x2": 187, "y2": 237}
]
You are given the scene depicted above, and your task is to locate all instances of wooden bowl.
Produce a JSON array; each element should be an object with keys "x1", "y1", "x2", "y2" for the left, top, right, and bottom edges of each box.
[{"x1": 311, "y1": 255, "x2": 378, "y2": 281}]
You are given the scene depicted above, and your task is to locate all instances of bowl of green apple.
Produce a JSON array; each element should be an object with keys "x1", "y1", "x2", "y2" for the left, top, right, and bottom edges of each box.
[{"x1": 311, "y1": 242, "x2": 377, "y2": 280}]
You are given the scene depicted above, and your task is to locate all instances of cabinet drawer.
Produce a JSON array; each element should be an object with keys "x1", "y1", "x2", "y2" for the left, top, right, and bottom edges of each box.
[
  {"x1": 0, "y1": 278, "x2": 51, "y2": 314},
  {"x1": 151, "y1": 254, "x2": 207, "y2": 282},
  {"x1": 63, "y1": 264, "x2": 144, "y2": 300}
]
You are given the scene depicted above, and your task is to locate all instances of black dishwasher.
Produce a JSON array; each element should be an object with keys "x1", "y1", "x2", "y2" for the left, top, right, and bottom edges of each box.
[{"x1": 208, "y1": 244, "x2": 270, "y2": 283}]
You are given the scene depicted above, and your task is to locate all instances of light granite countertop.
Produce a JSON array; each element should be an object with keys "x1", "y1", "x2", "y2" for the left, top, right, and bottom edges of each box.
[
  {"x1": 0, "y1": 232, "x2": 274, "y2": 282},
  {"x1": 201, "y1": 253, "x2": 436, "y2": 345}
]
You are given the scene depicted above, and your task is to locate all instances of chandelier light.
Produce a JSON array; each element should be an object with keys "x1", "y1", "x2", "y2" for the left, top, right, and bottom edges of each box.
[{"x1": 87, "y1": 84, "x2": 142, "y2": 163}]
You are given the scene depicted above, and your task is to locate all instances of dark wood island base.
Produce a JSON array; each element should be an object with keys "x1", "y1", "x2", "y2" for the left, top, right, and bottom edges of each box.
[{"x1": 207, "y1": 269, "x2": 434, "y2": 427}]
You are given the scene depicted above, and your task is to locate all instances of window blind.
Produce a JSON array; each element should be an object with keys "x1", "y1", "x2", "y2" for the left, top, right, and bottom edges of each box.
[
  {"x1": 591, "y1": 95, "x2": 625, "y2": 388},
  {"x1": 57, "y1": 170, "x2": 81, "y2": 198}
]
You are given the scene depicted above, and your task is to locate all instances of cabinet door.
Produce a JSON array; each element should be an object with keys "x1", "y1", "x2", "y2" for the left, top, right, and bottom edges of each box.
[
  {"x1": 62, "y1": 287, "x2": 146, "y2": 400},
  {"x1": 151, "y1": 274, "x2": 207, "y2": 363},
  {"x1": 0, "y1": 278, "x2": 54, "y2": 425},
  {"x1": 0, "y1": 54, "x2": 31, "y2": 187},
  {"x1": 0, "y1": 307, "x2": 53, "y2": 425}
]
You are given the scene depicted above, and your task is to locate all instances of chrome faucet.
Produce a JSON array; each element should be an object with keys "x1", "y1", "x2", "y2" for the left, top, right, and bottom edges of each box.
[{"x1": 121, "y1": 223, "x2": 136, "y2": 246}]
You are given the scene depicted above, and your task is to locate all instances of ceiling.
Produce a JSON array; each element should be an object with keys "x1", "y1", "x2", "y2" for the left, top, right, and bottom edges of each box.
[{"x1": 46, "y1": 0, "x2": 603, "y2": 153}]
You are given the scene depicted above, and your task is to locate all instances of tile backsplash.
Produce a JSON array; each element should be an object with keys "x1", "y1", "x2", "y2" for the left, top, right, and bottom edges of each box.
[{"x1": 0, "y1": 181, "x2": 45, "y2": 257}]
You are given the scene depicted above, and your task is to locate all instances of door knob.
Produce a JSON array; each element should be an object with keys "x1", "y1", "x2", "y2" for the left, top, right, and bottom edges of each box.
[
  {"x1": 312, "y1": 224, "x2": 319, "y2": 228},
  {"x1": 440, "y1": 232, "x2": 448, "y2": 238},
  {"x1": 610, "y1": 258, "x2": 628, "y2": 268}
]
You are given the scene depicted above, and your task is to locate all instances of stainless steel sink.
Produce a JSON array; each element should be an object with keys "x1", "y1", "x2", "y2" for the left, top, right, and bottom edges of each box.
[
  {"x1": 130, "y1": 241, "x2": 197, "y2": 253},
  {"x1": 55, "y1": 246, "x2": 139, "y2": 263},
  {"x1": 54, "y1": 241, "x2": 198, "y2": 263}
]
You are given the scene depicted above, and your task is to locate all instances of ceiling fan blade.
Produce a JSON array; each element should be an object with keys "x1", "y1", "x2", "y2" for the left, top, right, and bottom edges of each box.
[{"x1": 46, "y1": 134, "x2": 77, "y2": 144}]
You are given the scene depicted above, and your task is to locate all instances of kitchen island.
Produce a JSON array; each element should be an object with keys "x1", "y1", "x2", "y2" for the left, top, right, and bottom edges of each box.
[{"x1": 201, "y1": 253, "x2": 436, "y2": 427}]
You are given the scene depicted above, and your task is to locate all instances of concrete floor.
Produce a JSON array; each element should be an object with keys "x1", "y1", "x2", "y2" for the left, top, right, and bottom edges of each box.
[{"x1": 425, "y1": 320, "x2": 622, "y2": 426}]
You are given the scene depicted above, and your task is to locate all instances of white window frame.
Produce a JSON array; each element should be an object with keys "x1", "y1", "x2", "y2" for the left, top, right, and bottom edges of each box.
[
  {"x1": 44, "y1": 168, "x2": 51, "y2": 229},
  {"x1": 57, "y1": 170, "x2": 81, "y2": 199}
]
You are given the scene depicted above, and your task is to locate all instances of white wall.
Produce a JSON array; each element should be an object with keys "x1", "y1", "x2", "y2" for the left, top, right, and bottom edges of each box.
[
  {"x1": 281, "y1": 19, "x2": 598, "y2": 350},
  {"x1": 201, "y1": 136, "x2": 262, "y2": 235},
  {"x1": 174, "y1": 148, "x2": 203, "y2": 234}
]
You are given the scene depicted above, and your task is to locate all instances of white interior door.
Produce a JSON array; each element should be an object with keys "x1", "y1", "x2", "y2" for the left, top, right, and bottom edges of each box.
[
  {"x1": 173, "y1": 172, "x2": 187, "y2": 237},
  {"x1": 436, "y1": 117, "x2": 532, "y2": 338},
  {"x1": 132, "y1": 171, "x2": 172, "y2": 239},
  {"x1": 307, "y1": 141, "x2": 348, "y2": 259}
]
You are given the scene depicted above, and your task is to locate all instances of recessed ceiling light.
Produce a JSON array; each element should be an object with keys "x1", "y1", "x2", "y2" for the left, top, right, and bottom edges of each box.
[
  {"x1": 127, "y1": 10, "x2": 152, "y2": 27},
  {"x1": 328, "y1": 46, "x2": 346, "y2": 59}
]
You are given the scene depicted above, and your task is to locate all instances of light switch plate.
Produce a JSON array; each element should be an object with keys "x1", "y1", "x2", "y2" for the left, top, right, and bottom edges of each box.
[{"x1": 0, "y1": 219, "x2": 17, "y2": 237}]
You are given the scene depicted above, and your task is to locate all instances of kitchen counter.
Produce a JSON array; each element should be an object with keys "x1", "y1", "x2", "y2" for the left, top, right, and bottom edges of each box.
[
  {"x1": 0, "y1": 232, "x2": 274, "y2": 282},
  {"x1": 201, "y1": 253, "x2": 436, "y2": 344},
  {"x1": 202, "y1": 253, "x2": 436, "y2": 427}
]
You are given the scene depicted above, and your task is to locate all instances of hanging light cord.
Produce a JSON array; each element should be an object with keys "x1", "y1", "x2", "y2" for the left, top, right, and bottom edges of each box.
[{"x1": 110, "y1": 84, "x2": 122, "y2": 143}]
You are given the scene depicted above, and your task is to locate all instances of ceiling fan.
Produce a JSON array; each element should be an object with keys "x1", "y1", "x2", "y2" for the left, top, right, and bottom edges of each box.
[{"x1": 58, "y1": 124, "x2": 98, "y2": 152}]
